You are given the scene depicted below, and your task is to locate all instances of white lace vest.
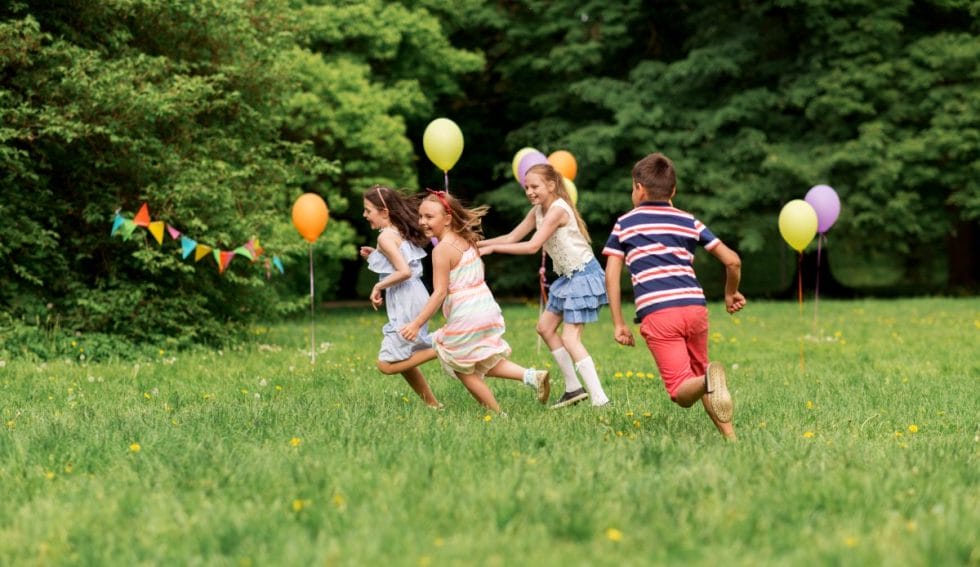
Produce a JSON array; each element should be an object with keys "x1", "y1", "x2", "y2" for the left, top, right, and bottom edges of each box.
[{"x1": 535, "y1": 198, "x2": 593, "y2": 276}]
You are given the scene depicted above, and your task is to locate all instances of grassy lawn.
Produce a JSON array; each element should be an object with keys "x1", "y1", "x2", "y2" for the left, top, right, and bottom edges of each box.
[{"x1": 1, "y1": 298, "x2": 977, "y2": 565}]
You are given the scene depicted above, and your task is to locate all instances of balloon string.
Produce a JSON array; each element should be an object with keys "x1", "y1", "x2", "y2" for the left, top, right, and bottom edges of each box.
[
  {"x1": 537, "y1": 250, "x2": 548, "y2": 354},
  {"x1": 814, "y1": 234, "x2": 823, "y2": 332},
  {"x1": 444, "y1": 171, "x2": 449, "y2": 194},
  {"x1": 797, "y1": 251, "x2": 805, "y2": 373},
  {"x1": 309, "y1": 244, "x2": 315, "y2": 364}
]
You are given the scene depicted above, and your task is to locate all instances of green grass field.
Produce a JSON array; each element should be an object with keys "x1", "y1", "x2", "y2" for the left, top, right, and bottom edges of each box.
[{"x1": 1, "y1": 298, "x2": 977, "y2": 566}]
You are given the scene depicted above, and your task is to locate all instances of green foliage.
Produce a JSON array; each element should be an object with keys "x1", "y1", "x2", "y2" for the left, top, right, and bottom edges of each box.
[
  {"x1": 0, "y1": 300, "x2": 977, "y2": 563},
  {"x1": 431, "y1": 0, "x2": 979, "y2": 296}
]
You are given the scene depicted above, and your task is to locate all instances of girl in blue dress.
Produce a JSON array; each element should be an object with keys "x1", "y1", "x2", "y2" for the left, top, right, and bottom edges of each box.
[{"x1": 360, "y1": 185, "x2": 441, "y2": 408}]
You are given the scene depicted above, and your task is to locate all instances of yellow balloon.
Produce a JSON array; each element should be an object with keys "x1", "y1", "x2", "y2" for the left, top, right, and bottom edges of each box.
[
  {"x1": 778, "y1": 199, "x2": 818, "y2": 252},
  {"x1": 423, "y1": 118, "x2": 464, "y2": 171},
  {"x1": 563, "y1": 177, "x2": 578, "y2": 207},
  {"x1": 511, "y1": 147, "x2": 537, "y2": 182}
]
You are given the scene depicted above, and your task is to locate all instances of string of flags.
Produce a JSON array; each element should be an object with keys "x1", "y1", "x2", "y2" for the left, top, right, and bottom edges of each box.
[{"x1": 111, "y1": 203, "x2": 285, "y2": 277}]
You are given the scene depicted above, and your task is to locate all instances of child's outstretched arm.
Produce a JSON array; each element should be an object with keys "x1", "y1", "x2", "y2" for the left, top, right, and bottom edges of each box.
[
  {"x1": 481, "y1": 206, "x2": 565, "y2": 256},
  {"x1": 708, "y1": 242, "x2": 746, "y2": 313},
  {"x1": 477, "y1": 210, "x2": 535, "y2": 248},
  {"x1": 399, "y1": 244, "x2": 451, "y2": 342},
  {"x1": 369, "y1": 230, "x2": 413, "y2": 310},
  {"x1": 604, "y1": 255, "x2": 635, "y2": 346}
]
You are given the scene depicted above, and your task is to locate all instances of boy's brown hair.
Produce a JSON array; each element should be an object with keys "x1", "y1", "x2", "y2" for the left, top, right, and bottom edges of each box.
[{"x1": 632, "y1": 153, "x2": 676, "y2": 200}]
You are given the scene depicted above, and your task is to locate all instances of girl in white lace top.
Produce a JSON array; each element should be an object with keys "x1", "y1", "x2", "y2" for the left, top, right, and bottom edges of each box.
[{"x1": 478, "y1": 163, "x2": 610, "y2": 408}]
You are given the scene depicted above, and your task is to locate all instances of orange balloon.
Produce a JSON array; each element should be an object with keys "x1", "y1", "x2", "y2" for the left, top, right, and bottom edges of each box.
[
  {"x1": 548, "y1": 150, "x2": 577, "y2": 181},
  {"x1": 291, "y1": 193, "x2": 329, "y2": 243}
]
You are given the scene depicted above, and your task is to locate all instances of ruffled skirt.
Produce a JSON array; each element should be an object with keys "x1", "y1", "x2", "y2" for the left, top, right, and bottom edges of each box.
[{"x1": 545, "y1": 257, "x2": 608, "y2": 324}]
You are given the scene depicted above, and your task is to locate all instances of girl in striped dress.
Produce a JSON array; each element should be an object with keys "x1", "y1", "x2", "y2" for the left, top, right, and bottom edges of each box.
[{"x1": 399, "y1": 190, "x2": 550, "y2": 413}]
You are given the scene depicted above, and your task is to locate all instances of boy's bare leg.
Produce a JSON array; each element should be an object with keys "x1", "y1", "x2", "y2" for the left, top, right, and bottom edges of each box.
[
  {"x1": 702, "y1": 397, "x2": 736, "y2": 439},
  {"x1": 376, "y1": 348, "x2": 437, "y2": 375}
]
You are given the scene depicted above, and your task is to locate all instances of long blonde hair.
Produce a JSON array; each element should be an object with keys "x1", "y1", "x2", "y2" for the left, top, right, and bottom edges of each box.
[{"x1": 526, "y1": 163, "x2": 591, "y2": 243}]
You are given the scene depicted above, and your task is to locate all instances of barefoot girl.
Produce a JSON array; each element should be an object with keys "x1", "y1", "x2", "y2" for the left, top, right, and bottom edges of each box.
[{"x1": 360, "y1": 185, "x2": 440, "y2": 408}]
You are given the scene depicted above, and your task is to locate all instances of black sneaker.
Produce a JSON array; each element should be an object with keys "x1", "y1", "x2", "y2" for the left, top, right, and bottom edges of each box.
[{"x1": 549, "y1": 388, "x2": 589, "y2": 410}]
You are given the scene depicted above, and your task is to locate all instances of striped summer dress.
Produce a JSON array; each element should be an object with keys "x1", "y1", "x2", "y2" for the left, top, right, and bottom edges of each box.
[{"x1": 432, "y1": 245, "x2": 512, "y2": 378}]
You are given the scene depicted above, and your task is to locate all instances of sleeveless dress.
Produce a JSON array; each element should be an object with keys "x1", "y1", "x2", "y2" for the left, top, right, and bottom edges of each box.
[
  {"x1": 366, "y1": 237, "x2": 432, "y2": 362},
  {"x1": 535, "y1": 198, "x2": 608, "y2": 324},
  {"x1": 432, "y1": 244, "x2": 512, "y2": 378}
]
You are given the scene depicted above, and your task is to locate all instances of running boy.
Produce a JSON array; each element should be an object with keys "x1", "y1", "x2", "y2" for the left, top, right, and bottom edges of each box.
[{"x1": 602, "y1": 152, "x2": 746, "y2": 439}]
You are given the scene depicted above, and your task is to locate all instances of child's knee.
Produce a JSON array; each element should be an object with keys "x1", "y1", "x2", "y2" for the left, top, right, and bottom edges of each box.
[{"x1": 376, "y1": 360, "x2": 396, "y2": 375}]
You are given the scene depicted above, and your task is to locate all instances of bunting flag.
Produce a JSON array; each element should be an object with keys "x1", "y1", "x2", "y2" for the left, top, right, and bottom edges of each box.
[
  {"x1": 133, "y1": 203, "x2": 151, "y2": 227},
  {"x1": 111, "y1": 213, "x2": 125, "y2": 236},
  {"x1": 180, "y1": 236, "x2": 197, "y2": 259},
  {"x1": 110, "y1": 203, "x2": 284, "y2": 277},
  {"x1": 195, "y1": 244, "x2": 212, "y2": 262},
  {"x1": 148, "y1": 221, "x2": 165, "y2": 245}
]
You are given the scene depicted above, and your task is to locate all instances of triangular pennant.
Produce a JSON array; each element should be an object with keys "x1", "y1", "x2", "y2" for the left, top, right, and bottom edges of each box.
[
  {"x1": 180, "y1": 236, "x2": 197, "y2": 259},
  {"x1": 111, "y1": 213, "x2": 125, "y2": 236},
  {"x1": 272, "y1": 255, "x2": 284, "y2": 274},
  {"x1": 166, "y1": 224, "x2": 181, "y2": 240},
  {"x1": 212, "y1": 249, "x2": 221, "y2": 266},
  {"x1": 194, "y1": 244, "x2": 212, "y2": 262},
  {"x1": 133, "y1": 203, "x2": 151, "y2": 227},
  {"x1": 219, "y1": 250, "x2": 235, "y2": 274},
  {"x1": 233, "y1": 246, "x2": 254, "y2": 261},
  {"x1": 244, "y1": 239, "x2": 257, "y2": 260},
  {"x1": 253, "y1": 238, "x2": 264, "y2": 257},
  {"x1": 148, "y1": 221, "x2": 165, "y2": 245},
  {"x1": 120, "y1": 219, "x2": 138, "y2": 240}
]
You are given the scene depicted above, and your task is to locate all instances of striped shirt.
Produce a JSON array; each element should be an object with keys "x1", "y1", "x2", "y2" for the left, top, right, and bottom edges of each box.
[{"x1": 602, "y1": 201, "x2": 720, "y2": 321}]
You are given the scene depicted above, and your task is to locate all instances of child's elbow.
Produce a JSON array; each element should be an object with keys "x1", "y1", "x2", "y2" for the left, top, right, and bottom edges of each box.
[{"x1": 725, "y1": 255, "x2": 742, "y2": 271}]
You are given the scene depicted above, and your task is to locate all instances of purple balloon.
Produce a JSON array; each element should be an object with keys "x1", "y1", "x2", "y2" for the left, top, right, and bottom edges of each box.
[
  {"x1": 805, "y1": 184, "x2": 840, "y2": 233},
  {"x1": 517, "y1": 151, "x2": 549, "y2": 186}
]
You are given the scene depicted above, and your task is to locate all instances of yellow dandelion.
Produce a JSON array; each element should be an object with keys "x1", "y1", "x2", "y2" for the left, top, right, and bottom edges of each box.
[
  {"x1": 64, "y1": 463, "x2": 73, "y2": 474},
  {"x1": 289, "y1": 437, "x2": 302, "y2": 447},
  {"x1": 894, "y1": 431, "x2": 904, "y2": 438},
  {"x1": 844, "y1": 536, "x2": 858, "y2": 548},
  {"x1": 44, "y1": 470, "x2": 56, "y2": 480},
  {"x1": 806, "y1": 400, "x2": 815, "y2": 410},
  {"x1": 625, "y1": 411, "x2": 634, "y2": 417},
  {"x1": 402, "y1": 396, "x2": 410, "y2": 403},
  {"x1": 633, "y1": 420, "x2": 641, "y2": 428},
  {"x1": 418, "y1": 556, "x2": 432, "y2": 567},
  {"x1": 907, "y1": 424, "x2": 919, "y2": 433},
  {"x1": 291, "y1": 499, "x2": 306, "y2": 512},
  {"x1": 5, "y1": 420, "x2": 14, "y2": 430},
  {"x1": 802, "y1": 431, "x2": 815, "y2": 439},
  {"x1": 434, "y1": 537, "x2": 445, "y2": 547},
  {"x1": 758, "y1": 421, "x2": 767, "y2": 429},
  {"x1": 605, "y1": 528, "x2": 623, "y2": 542},
  {"x1": 143, "y1": 392, "x2": 151, "y2": 400},
  {"x1": 625, "y1": 371, "x2": 633, "y2": 377},
  {"x1": 614, "y1": 371, "x2": 623, "y2": 378},
  {"x1": 905, "y1": 521, "x2": 917, "y2": 532},
  {"x1": 484, "y1": 414, "x2": 493, "y2": 422},
  {"x1": 332, "y1": 493, "x2": 346, "y2": 508},
  {"x1": 642, "y1": 412, "x2": 652, "y2": 418},
  {"x1": 129, "y1": 442, "x2": 141, "y2": 453}
]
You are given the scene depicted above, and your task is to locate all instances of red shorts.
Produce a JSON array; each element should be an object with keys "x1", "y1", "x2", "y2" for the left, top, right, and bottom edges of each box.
[{"x1": 638, "y1": 305, "x2": 709, "y2": 399}]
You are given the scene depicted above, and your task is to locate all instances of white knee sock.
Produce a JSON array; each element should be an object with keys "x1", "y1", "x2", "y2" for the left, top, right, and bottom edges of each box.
[
  {"x1": 575, "y1": 356, "x2": 609, "y2": 406},
  {"x1": 551, "y1": 347, "x2": 583, "y2": 393}
]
